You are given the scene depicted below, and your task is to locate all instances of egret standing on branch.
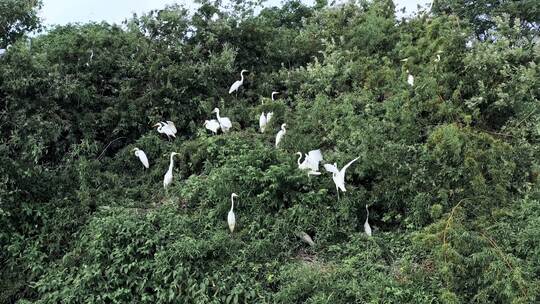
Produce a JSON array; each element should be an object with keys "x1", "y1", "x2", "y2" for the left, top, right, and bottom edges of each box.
[
  {"x1": 259, "y1": 112, "x2": 273, "y2": 133},
  {"x1": 229, "y1": 69, "x2": 248, "y2": 95},
  {"x1": 154, "y1": 121, "x2": 177, "y2": 140},
  {"x1": 296, "y1": 149, "x2": 323, "y2": 176},
  {"x1": 323, "y1": 157, "x2": 359, "y2": 199},
  {"x1": 132, "y1": 148, "x2": 149, "y2": 169},
  {"x1": 204, "y1": 119, "x2": 220, "y2": 135},
  {"x1": 364, "y1": 205, "x2": 372, "y2": 236},
  {"x1": 212, "y1": 108, "x2": 232, "y2": 133},
  {"x1": 275, "y1": 123, "x2": 287, "y2": 147},
  {"x1": 228, "y1": 193, "x2": 238, "y2": 233},
  {"x1": 163, "y1": 152, "x2": 180, "y2": 190}
]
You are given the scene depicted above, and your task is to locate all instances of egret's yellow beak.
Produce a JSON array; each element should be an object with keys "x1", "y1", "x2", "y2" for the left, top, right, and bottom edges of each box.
[{"x1": 153, "y1": 123, "x2": 160, "y2": 127}]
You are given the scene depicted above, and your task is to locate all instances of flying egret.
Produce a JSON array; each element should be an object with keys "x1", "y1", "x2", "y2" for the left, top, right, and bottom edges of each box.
[
  {"x1": 406, "y1": 70, "x2": 414, "y2": 87},
  {"x1": 163, "y1": 152, "x2": 180, "y2": 190},
  {"x1": 275, "y1": 123, "x2": 287, "y2": 147},
  {"x1": 296, "y1": 149, "x2": 323, "y2": 176},
  {"x1": 132, "y1": 148, "x2": 149, "y2": 169},
  {"x1": 259, "y1": 112, "x2": 274, "y2": 133},
  {"x1": 212, "y1": 108, "x2": 232, "y2": 133},
  {"x1": 229, "y1": 69, "x2": 248, "y2": 94},
  {"x1": 204, "y1": 119, "x2": 220, "y2": 135},
  {"x1": 364, "y1": 205, "x2": 372, "y2": 236},
  {"x1": 154, "y1": 121, "x2": 177, "y2": 140},
  {"x1": 323, "y1": 157, "x2": 359, "y2": 199},
  {"x1": 271, "y1": 91, "x2": 279, "y2": 101},
  {"x1": 228, "y1": 193, "x2": 238, "y2": 233}
]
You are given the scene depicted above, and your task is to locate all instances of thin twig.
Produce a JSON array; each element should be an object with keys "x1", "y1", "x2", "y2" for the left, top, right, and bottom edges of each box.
[{"x1": 97, "y1": 137, "x2": 127, "y2": 161}]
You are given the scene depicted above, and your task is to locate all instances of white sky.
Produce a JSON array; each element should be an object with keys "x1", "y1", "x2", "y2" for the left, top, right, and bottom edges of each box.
[{"x1": 39, "y1": 0, "x2": 431, "y2": 26}]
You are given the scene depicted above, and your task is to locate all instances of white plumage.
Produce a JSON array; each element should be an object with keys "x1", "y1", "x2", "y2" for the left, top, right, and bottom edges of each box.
[
  {"x1": 296, "y1": 149, "x2": 323, "y2": 176},
  {"x1": 275, "y1": 123, "x2": 286, "y2": 147},
  {"x1": 229, "y1": 69, "x2": 248, "y2": 94},
  {"x1": 132, "y1": 148, "x2": 149, "y2": 169},
  {"x1": 406, "y1": 70, "x2": 414, "y2": 87},
  {"x1": 212, "y1": 108, "x2": 232, "y2": 133},
  {"x1": 271, "y1": 91, "x2": 279, "y2": 101},
  {"x1": 259, "y1": 112, "x2": 273, "y2": 133},
  {"x1": 228, "y1": 193, "x2": 238, "y2": 233},
  {"x1": 324, "y1": 157, "x2": 359, "y2": 199},
  {"x1": 154, "y1": 121, "x2": 177, "y2": 140},
  {"x1": 163, "y1": 152, "x2": 179, "y2": 189},
  {"x1": 364, "y1": 205, "x2": 372, "y2": 236},
  {"x1": 204, "y1": 119, "x2": 220, "y2": 134}
]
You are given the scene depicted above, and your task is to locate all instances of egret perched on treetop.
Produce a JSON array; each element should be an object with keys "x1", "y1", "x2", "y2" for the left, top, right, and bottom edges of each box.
[
  {"x1": 364, "y1": 205, "x2": 372, "y2": 236},
  {"x1": 204, "y1": 119, "x2": 220, "y2": 135},
  {"x1": 228, "y1": 193, "x2": 238, "y2": 233},
  {"x1": 296, "y1": 149, "x2": 323, "y2": 176},
  {"x1": 154, "y1": 121, "x2": 177, "y2": 140},
  {"x1": 259, "y1": 112, "x2": 273, "y2": 133},
  {"x1": 132, "y1": 148, "x2": 149, "y2": 169},
  {"x1": 163, "y1": 152, "x2": 180, "y2": 190},
  {"x1": 323, "y1": 157, "x2": 359, "y2": 199},
  {"x1": 229, "y1": 69, "x2": 248, "y2": 94},
  {"x1": 212, "y1": 108, "x2": 232, "y2": 133},
  {"x1": 275, "y1": 123, "x2": 287, "y2": 147}
]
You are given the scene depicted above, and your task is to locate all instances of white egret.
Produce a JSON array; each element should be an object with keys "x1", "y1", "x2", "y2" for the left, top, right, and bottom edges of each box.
[
  {"x1": 204, "y1": 119, "x2": 220, "y2": 135},
  {"x1": 406, "y1": 70, "x2": 414, "y2": 87},
  {"x1": 434, "y1": 54, "x2": 441, "y2": 62},
  {"x1": 228, "y1": 193, "x2": 238, "y2": 233},
  {"x1": 364, "y1": 205, "x2": 372, "y2": 236},
  {"x1": 0, "y1": 48, "x2": 6, "y2": 58},
  {"x1": 271, "y1": 91, "x2": 279, "y2": 101},
  {"x1": 259, "y1": 112, "x2": 273, "y2": 133},
  {"x1": 163, "y1": 152, "x2": 180, "y2": 190},
  {"x1": 296, "y1": 149, "x2": 323, "y2": 176},
  {"x1": 212, "y1": 108, "x2": 232, "y2": 133},
  {"x1": 323, "y1": 157, "x2": 359, "y2": 199},
  {"x1": 154, "y1": 121, "x2": 177, "y2": 140},
  {"x1": 132, "y1": 148, "x2": 149, "y2": 169},
  {"x1": 228, "y1": 69, "x2": 248, "y2": 94},
  {"x1": 275, "y1": 123, "x2": 287, "y2": 147}
]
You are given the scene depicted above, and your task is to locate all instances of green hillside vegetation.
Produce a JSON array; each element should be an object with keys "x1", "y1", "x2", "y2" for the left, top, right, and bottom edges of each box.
[{"x1": 1, "y1": 0, "x2": 539, "y2": 302}]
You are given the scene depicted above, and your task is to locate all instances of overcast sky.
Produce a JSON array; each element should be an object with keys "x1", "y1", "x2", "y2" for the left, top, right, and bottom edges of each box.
[{"x1": 39, "y1": 0, "x2": 431, "y2": 26}]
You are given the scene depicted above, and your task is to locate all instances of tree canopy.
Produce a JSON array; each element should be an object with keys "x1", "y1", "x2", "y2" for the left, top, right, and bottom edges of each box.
[{"x1": 1, "y1": 0, "x2": 539, "y2": 303}]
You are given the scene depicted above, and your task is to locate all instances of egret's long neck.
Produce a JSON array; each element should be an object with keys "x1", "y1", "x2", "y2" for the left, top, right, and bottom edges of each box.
[
  {"x1": 240, "y1": 71, "x2": 245, "y2": 82},
  {"x1": 215, "y1": 111, "x2": 221, "y2": 121},
  {"x1": 230, "y1": 195, "x2": 235, "y2": 211},
  {"x1": 169, "y1": 154, "x2": 175, "y2": 171},
  {"x1": 296, "y1": 153, "x2": 302, "y2": 165},
  {"x1": 365, "y1": 206, "x2": 369, "y2": 222}
]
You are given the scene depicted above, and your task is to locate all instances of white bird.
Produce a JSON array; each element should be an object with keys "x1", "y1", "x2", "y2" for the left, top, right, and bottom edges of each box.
[
  {"x1": 296, "y1": 149, "x2": 323, "y2": 176},
  {"x1": 0, "y1": 48, "x2": 6, "y2": 58},
  {"x1": 204, "y1": 119, "x2": 220, "y2": 134},
  {"x1": 406, "y1": 70, "x2": 414, "y2": 87},
  {"x1": 212, "y1": 108, "x2": 232, "y2": 133},
  {"x1": 434, "y1": 54, "x2": 441, "y2": 62},
  {"x1": 323, "y1": 157, "x2": 359, "y2": 199},
  {"x1": 132, "y1": 148, "x2": 149, "y2": 169},
  {"x1": 154, "y1": 121, "x2": 177, "y2": 140},
  {"x1": 228, "y1": 69, "x2": 248, "y2": 94},
  {"x1": 271, "y1": 91, "x2": 279, "y2": 101},
  {"x1": 228, "y1": 193, "x2": 238, "y2": 233},
  {"x1": 259, "y1": 112, "x2": 273, "y2": 133},
  {"x1": 163, "y1": 152, "x2": 179, "y2": 190},
  {"x1": 364, "y1": 205, "x2": 372, "y2": 236},
  {"x1": 275, "y1": 123, "x2": 286, "y2": 147}
]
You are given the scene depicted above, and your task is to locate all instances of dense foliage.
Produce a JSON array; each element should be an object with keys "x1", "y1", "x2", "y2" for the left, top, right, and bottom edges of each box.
[{"x1": 1, "y1": 0, "x2": 539, "y2": 303}]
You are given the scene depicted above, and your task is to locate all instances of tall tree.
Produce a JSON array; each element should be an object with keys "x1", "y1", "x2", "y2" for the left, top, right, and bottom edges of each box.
[{"x1": 0, "y1": 0, "x2": 42, "y2": 47}]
